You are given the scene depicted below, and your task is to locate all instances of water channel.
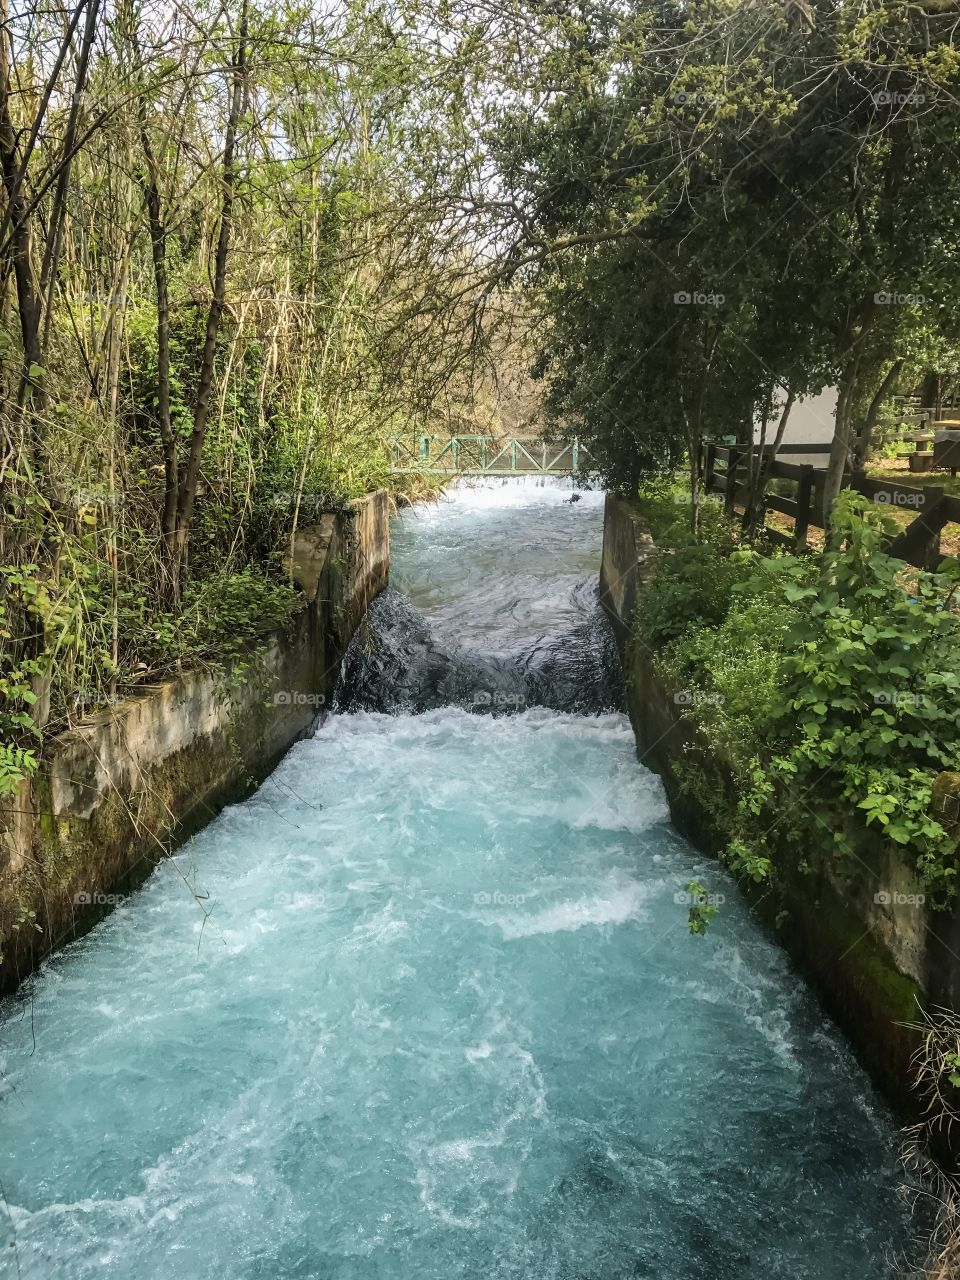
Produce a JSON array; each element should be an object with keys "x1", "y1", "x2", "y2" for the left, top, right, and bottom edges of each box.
[{"x1": 0, "y1": 480, "x2": 908, "y2": 1278}]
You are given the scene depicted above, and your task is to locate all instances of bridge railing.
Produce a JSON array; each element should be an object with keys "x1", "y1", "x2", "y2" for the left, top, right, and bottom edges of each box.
[{"x1": 386, "y1": 435, "x2": 588, "y2": 475}]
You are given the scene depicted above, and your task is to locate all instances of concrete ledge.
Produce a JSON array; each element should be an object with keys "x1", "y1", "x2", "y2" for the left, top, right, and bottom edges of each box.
[
  {"x1": 0, "y1": 491, "x2": 390, "y2": 993},
  {"x1": 599, "y1": 494, "x2": 656, "y2": 646}
]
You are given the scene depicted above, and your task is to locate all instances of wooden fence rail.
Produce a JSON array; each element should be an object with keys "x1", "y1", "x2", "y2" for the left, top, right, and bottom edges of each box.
[{"x1": 701, "y1": 442, "x2": 960, "y2": 570}]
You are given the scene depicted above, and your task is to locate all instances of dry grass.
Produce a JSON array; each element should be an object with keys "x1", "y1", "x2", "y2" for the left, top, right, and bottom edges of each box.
[
  {"x1": 901, "y1": 1008, "x2": 960, "y2": 1278},
  {"x1": 920, "y1": 1226, "x2": 960, "y2": 1279}
]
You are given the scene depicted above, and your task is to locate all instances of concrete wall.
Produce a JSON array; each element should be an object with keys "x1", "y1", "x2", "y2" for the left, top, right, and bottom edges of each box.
[
  {"x1": 600, "y1": 492, "x2": 960, "y2": 1111},
  {"x1": 0, "y1": 491, "x2": 390, "y2": 993}
]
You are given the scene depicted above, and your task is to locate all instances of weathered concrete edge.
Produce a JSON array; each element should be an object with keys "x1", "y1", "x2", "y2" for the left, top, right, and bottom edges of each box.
[
  {"x1": 600, "y1": 491, "x2": 960, "y2": 1116},
  {"x1": 0, "y1": 491, "x2": 390, "y2": 994}
]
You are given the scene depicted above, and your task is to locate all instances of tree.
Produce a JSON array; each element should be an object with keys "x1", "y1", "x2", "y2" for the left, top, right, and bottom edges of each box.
[{"x1": 480, "y1": 0, "x2": 960, "y2": 522}]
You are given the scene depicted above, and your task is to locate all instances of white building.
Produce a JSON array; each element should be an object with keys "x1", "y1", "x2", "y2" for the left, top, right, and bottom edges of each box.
[{"x1": 753, "y1": 386, "x2": 838, "y2": 466}]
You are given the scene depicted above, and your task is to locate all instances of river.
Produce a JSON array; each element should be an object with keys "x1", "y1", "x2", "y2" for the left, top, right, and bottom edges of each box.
[{"x1": 0, "y1": 479, "x2": 908, "y2": 1278}]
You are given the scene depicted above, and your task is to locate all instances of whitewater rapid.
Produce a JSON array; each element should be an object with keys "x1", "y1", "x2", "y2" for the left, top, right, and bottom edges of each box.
[{"x1": 0, "y1": 480, "x2": 907, "y2": 1278}]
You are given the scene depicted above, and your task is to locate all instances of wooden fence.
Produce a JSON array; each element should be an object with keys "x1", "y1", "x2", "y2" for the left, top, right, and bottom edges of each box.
[{"x1": 701, "y1": 442, "x2": 960, "y2": 570}]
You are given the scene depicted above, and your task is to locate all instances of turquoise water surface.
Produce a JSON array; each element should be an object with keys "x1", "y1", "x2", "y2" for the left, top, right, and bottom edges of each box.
[{"x1": 0, "y1": 481, "x2": 908, "y2": 1278}]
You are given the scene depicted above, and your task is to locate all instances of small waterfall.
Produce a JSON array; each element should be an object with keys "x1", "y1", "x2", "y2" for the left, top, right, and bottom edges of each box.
[{"x1": 334, "y1": 584, "x2": 626, "y2": 716}]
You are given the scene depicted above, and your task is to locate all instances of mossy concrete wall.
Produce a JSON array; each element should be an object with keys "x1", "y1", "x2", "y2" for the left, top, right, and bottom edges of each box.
[
  {"x1": 0, "y1": 491, "x2": 390, "y2": 993},
  {"x1": 600, "y1": 492, "x2": 960, "y2": 1111}
]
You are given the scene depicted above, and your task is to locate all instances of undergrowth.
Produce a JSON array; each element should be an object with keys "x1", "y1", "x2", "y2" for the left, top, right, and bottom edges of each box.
[{"x1": 635, "y1": 481, "x2": 960, "y2": 905}]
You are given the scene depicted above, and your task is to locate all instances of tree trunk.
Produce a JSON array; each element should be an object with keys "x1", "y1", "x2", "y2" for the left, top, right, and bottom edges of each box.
[
  {"x1": 822, "y1": 304, "x2": 877, "y2": 526},
  {"x1": 823, "y1": 375, "x2": 856, "y2": 527},
  {"x1": 921, "y1": 370, "x2": 938, "y2": 413},
  {"x1": 685, "y1": 331, "x2": 717, "y2": 537},
  {"x1": 170, "y1": 4, "x2": 248, "y2": 582},
  {"x1": 38, "y1": 0, "x2": 103, "y2": 354},
  {"x1": 742, "y1": 383, "x2": 772, "y2": 527},
  {"x1": 745, "y1": 388, "x2": 795, "y2": 535},
  {"x1": 854, "y1": 358, "x2": 903, "y2": 468},
  {"x1": 0, "y1": 49, "x2": 43, "y2": 412},
  {"x1": 137, "y1": 120, "x2": 178, "y2": 575}
]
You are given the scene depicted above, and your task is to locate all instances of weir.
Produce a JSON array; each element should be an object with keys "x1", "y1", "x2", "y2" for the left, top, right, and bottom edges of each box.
[{"x1": 0, "y1": 479, "x2": 908, "y2": 1278}]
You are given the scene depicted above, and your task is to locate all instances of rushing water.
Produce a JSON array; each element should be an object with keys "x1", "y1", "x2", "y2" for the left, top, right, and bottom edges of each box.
[{"x1": 1, "y1": 480, "x2": 909, "y2": 1279}]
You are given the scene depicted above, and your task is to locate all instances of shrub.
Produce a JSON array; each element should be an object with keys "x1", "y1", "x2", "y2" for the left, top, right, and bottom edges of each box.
[
  {"x1": 124, "y1": 567, "x2": 302, "y2": 677},
  {"x1": 634, "y1": 481, "x2": 745, "y2": 646},
  {"x1": 733, "y1": 492, "x2": 960, "y2": 902},
  {"x1": 640, "y1": 487, "x2": 960, "y2": 905},
  {"x1": 656, "y1": 550, "x2": 819, "y2": 771}
]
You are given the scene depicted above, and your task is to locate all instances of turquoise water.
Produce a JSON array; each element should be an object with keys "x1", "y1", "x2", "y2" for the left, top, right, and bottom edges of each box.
[{"x1": 1, "y1": 481, "x2": 907, "y2": 1277}]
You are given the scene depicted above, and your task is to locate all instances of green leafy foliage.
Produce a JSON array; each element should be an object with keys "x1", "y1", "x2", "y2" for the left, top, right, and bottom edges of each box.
[
  {"x1": 492, "y1": 0, "x2": 960, "y2": 497},
  {"x1": 658, "y1": 550, "x2": 820, "y2": 771},
  {"x1": 735, "y1": 493, "x2": 960, "y2": 902},
  {"x1": 684, "y1": 880, "x2": 719, "y2": 936},
  {"x1": 634, "y1": 482, "x2": 743, "y2": 646},
  {"x1": 126, "y1": 568, "x2": 302, "y2": 675},
  {"x1": 0, "y1": 564, "x2": 66, "y2": 796},
  {"x1": 642, "y1": 488, "x2": 960, "y2": 906}
]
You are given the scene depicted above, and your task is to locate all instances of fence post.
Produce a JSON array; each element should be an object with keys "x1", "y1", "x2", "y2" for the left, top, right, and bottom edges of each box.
[
  {"x1": 886, "y1": 485, "x2": 946, "y2": 571},
  {"x1": 847, "y1": 468, "x2": 867, "y2": 496},
  {"x1": 794, "y1": 464, "x2": 814, "y2": 548},
  {"x1": 419, "y1": 435, "x2": 429, "y2": 463},
  {"x1": 724, "y1": 448, "x2": 741, "y2": 516},
  {"x1": 923, "y1": 487, "x2": 946, "y2": 570}
]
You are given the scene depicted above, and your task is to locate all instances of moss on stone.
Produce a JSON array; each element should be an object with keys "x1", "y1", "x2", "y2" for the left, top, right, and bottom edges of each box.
[{"x1": 932, "y1": 772, "x2": 960, "y2": 843}]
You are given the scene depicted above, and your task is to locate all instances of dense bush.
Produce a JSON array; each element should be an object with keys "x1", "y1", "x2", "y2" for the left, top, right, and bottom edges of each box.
[
  {"x1": 126, "y1": 569, "x2": 302, "y2": 677},
  {"x1": 656, "y1": 550, "x2": 819, "y2": 772},
  {"x1": 634, "y1": 485, "x2": 744, "y2": 647},
  {"x1": 638, "y1": 486, "x2": 960, "y2": 904},
  {"x1": 733, "y1": 493, "x2": 960, "y2": 902}
]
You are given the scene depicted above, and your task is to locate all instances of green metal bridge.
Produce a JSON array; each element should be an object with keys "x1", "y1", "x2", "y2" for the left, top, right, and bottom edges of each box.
[{"x1": 386, "y1": 435, "x2": 588, "y2": 476}]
